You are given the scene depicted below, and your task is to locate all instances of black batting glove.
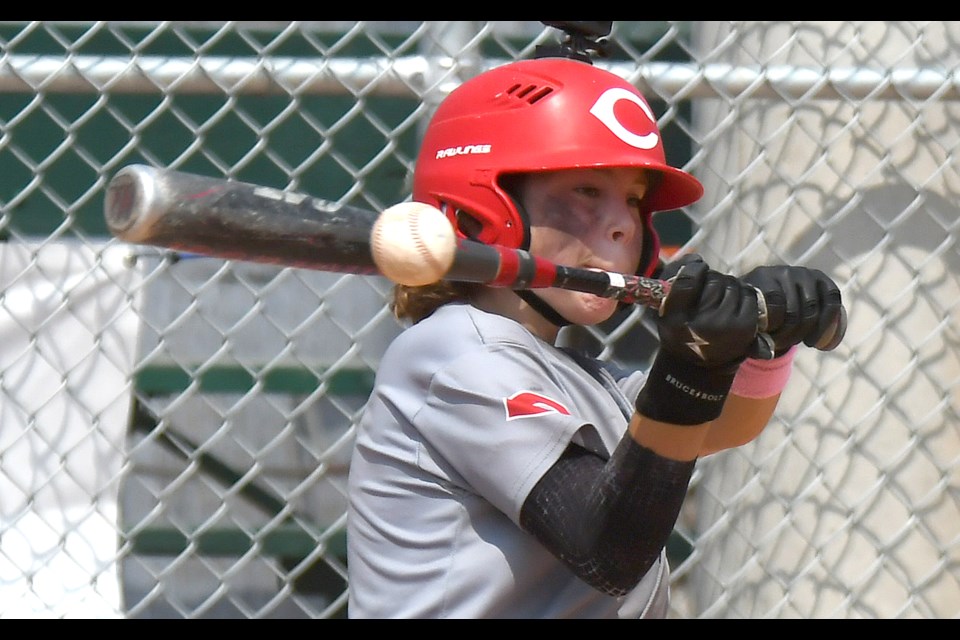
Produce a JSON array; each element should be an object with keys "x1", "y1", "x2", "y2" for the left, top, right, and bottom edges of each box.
[
  {"x1": 741, "y1": 266, "x2": 843, "y2": 355},
  {"x1": 652, "y1": 253, "x2": 701, "y2": 282},
  {"x1": 636, "y1": 256, "x2": 761, "y2": 425},
  {"x1": 657, "y1": 258, "x2": 761, "y2": 369}
]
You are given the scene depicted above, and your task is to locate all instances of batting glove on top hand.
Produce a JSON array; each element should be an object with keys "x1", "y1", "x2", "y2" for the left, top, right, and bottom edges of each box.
[
  {"x1": 741, "y1": 265, "x2": 843, "y2": 356},
  {"x1": 656, "y1": 255, "x2": 762, "y2": 369}
]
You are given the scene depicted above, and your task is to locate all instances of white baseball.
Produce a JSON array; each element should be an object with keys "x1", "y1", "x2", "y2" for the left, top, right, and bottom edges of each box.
[{"x1": 371, "y1": 202, "x2": 457, "y2": 286}]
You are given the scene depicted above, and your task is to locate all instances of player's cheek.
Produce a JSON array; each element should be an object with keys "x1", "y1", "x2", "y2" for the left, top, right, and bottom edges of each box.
[{"x1": 584, "y1": 294, "x2": 619, "y2": 318}]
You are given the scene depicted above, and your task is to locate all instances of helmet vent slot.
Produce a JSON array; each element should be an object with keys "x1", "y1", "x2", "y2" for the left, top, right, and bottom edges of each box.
[{"x1": 505, "y1": 82, "x2": 554, "y2": 104}]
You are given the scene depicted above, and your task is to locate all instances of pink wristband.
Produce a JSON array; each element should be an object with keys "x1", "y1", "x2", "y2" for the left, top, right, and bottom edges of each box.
[{"x1": 730, "y1": 346, "x2": 798, "y2": 399}]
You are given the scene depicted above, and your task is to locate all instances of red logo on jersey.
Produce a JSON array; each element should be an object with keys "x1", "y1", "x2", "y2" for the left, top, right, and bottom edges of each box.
[{"x1": 504, "y1": 391, "x2": 571, "y2": 421}]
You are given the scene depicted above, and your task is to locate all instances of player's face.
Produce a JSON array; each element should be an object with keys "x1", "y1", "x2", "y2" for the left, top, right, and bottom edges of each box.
[{"x1": 521, "y1": 167, "x2": 649, "y2": 326}]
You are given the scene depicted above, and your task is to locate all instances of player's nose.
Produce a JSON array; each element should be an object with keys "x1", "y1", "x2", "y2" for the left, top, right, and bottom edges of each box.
[{"x1": 603, "y1": 201, "x2": 640, "y2": 244}]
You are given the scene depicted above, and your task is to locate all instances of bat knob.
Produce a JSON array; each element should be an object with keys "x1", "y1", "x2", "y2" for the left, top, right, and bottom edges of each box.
[{"x1": 814, "y1": 305, "x2": 847, "y2": 351}]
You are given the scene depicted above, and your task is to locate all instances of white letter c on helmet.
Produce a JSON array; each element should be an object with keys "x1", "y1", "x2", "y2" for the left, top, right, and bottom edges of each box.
[{"x1": 589, "y1": 87, "x2": 659, "y2": 150}]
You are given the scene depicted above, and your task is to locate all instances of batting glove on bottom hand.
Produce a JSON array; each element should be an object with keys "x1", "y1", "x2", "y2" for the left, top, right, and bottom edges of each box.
[{"x1": 741, "y1": 265, "x2": 843, "y2": 356}]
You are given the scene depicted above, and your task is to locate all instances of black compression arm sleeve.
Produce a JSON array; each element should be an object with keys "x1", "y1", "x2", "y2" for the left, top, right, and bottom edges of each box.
[{"x1": 519, "y1": 436, "x2": 696, "y2": 596}]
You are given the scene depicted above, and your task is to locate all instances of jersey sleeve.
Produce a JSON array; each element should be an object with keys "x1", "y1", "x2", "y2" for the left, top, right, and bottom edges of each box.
[
  {"x1": 412, "y1": 342, "x2": 588, "y2": 524},
  {"x1": 613, "y1": 367, "x2": 647, "y2": 404}
]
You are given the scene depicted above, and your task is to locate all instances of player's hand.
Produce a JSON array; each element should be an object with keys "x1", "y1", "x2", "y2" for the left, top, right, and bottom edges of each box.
[
  {"x1": 657, "y1": 256, "x2": 762, "y2": 369},
  {"x1": 655, "y1": 252, "x2": 705, "y2": 283},
  {"x1": 636, "y1": 254, "x2": 762, "y2": 425},
  {"x1": 741, "y1": 265, "x2": 843, "y2": 355}
]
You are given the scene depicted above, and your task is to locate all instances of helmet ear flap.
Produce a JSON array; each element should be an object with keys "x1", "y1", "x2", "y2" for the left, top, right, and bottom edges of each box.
[
  {"x1": 430, "y1": 174, "x2": 530, "y2": 250},
  {"x1": 447, "y1": 204, "x2": 527, "y2": 249},
  {"x1": 453, "y1": 209, "x2": 485, "y2": 241},
  {"x1": 496, "y1": 174, "x2": 531, "y2": 251}
]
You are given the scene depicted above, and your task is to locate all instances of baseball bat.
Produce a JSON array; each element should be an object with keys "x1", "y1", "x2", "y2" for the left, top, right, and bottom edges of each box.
[
  {"x1": 102, "y1": 164, "x2": 668, "y2": 304},
  {"x1": 103, "y1": 164, "x2": 846, "y2": 351}
]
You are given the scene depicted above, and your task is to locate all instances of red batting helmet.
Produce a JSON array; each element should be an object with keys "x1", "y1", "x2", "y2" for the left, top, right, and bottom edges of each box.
[{"x1": 412, "y1": 57, "x2": 703, "y2": 277}]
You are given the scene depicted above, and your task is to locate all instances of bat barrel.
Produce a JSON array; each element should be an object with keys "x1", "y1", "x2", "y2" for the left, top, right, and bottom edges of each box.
[{"x1": 103, "y1": 164, "x2": 383, "y2": 274}]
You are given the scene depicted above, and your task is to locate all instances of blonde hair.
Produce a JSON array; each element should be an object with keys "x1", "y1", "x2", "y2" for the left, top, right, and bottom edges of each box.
[{"x1": 391, "y1": 280, "x2": 482, "y2": 324}]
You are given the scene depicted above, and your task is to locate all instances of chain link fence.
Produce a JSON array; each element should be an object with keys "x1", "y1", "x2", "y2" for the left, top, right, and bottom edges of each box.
[{"x1": 0, "y1": 21, "x2": 957, "y2": 619}]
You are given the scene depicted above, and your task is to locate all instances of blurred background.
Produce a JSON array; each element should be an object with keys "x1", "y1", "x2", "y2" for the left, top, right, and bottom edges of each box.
[{"x1": 0, "y1": 21, "x2": 956, "y2": 618}]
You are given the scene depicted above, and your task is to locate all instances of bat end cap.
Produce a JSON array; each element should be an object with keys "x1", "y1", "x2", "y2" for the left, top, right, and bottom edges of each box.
[
  {"x1": 104, "y1": 165, "x2": 157, "y2": 241},
  {"x1": 814, "y1": 305, "x2": 847, "y2": 351}
]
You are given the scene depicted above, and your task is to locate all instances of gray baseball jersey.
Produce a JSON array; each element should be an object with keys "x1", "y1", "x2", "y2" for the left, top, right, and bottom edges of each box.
[{"x1": 347, "y1": 302, "x2": 669, "y2": 618}]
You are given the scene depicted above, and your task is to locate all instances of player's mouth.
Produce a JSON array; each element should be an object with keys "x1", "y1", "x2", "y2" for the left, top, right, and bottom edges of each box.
[{"x1": 576, "y1": 267, "x2": 618, "y2": 310}]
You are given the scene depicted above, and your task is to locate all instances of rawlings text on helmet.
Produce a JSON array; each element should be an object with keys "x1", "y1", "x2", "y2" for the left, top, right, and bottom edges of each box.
[
  {"x1": 588, "y1": 87, "x2": 659, "y2": 150},
  {"x1": 435, "y1": 144, "x2": 492, "y2": 159}
]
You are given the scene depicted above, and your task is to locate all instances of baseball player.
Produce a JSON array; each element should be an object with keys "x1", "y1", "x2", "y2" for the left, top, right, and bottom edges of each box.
[{"x1": 346, "y1": 54, "x2": 843, "y2": 618}]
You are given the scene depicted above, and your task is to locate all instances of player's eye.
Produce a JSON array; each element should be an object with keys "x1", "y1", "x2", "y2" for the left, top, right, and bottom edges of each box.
[{"x1": 574, "y1": 185, "x2": 601, "y2": 198}]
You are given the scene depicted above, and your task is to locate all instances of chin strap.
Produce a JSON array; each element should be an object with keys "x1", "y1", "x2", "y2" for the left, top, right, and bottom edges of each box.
[{"x1": 517, "y1": 290, "x2": 571, "y2": 328}]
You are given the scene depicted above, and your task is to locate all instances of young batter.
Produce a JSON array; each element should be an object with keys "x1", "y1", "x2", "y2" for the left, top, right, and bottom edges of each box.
[{"x1": 346, "y1": 56, "x2": 842, "y2": 618}]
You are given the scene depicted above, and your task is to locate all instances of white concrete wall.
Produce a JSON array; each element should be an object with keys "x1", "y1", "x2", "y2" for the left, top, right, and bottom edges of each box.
[
  {"x1": 688, "y1": 21, "x2": 960, "y2": 618},
  {"x1": 0, "y1": 241, "x2": 141, "y2": 618}
]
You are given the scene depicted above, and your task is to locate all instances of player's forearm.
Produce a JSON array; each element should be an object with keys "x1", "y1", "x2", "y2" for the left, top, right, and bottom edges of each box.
[
  {"x1": 699, "y1": 393, "x2": 780, "y2": 456},
  {"x1": 633, "y1": 346, "x2": 796, "y2": 458},
  {"x1": 630, "y1": 385, "x2": 782, "y2": 459},
  {"x1": 627, "y1": 392, "x2": 779, "y2": 459},
  {"x1": 627, "y1": 412, "x2": 709, "y2": 461},
  {"x1": 699, "y1": 348, "x2": 796, "y2": 455}
]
